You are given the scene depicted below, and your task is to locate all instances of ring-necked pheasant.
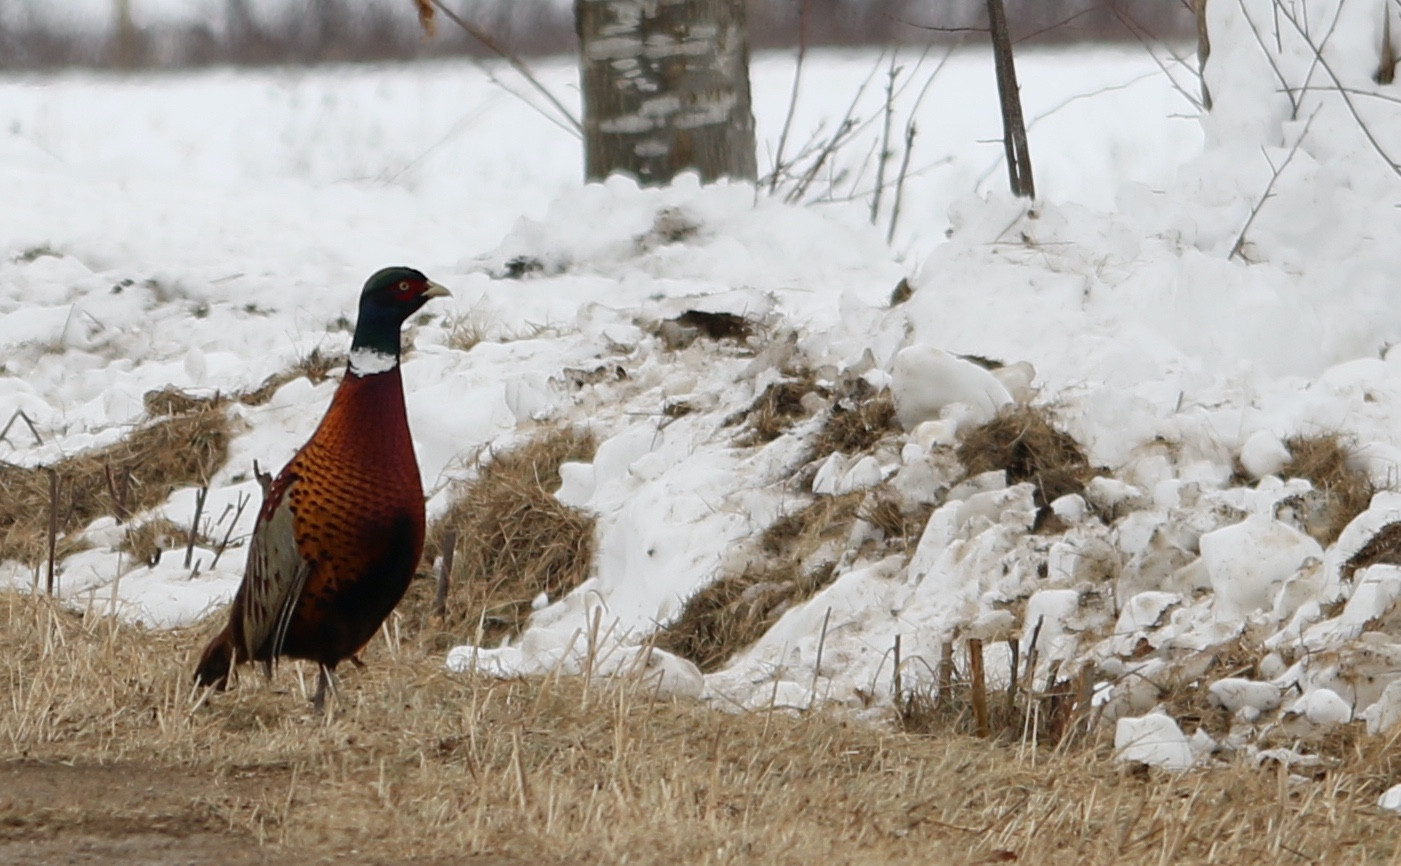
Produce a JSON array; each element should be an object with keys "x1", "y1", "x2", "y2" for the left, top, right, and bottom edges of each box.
[{"x1": 194, "y1": 266, "x2": 449, "y2": 711}]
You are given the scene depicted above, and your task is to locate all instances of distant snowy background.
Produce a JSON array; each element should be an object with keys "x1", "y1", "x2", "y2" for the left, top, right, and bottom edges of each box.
[{"x1": 7, "y1": 0, "x2": 1401, "y2": 775}]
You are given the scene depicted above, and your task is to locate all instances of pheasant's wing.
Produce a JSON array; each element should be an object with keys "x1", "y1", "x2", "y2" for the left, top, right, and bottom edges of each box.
[{"x1": 239, "y1": 472, "x2": 311, "y2": 675}]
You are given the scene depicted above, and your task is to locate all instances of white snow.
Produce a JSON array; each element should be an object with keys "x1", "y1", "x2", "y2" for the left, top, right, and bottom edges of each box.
[
  {"x1": 1115, "y1": 712, "x2": 1195, "y2": 771},
  {"x1": 9, "y1": 0, "x2": 1401, "y2": 761}
]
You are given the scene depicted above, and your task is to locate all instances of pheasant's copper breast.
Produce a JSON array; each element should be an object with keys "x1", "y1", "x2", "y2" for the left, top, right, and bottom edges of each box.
[
  {"x1": 275, "y1": 367, "x2": 427, "y2": 663},
  {"x1": 288, "y1": 368, "x2": 425, "y2": 575}
]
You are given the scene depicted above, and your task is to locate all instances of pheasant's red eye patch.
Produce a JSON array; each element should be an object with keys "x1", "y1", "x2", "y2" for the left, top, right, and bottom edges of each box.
[{"x1": 392, "y1": 280, "x2": 417, "y2": 301}]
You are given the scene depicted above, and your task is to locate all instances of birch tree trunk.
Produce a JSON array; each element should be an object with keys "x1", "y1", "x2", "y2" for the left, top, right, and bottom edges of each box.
[{"x1": 575, "y1": 0, "x2": 757, "y2": 186}]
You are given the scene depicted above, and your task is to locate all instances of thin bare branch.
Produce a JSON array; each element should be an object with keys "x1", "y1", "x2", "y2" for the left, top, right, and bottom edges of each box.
[
  {"x1": 1274, "y1": 0, "x2": 1401, "y2": 177},
  {"x1": 1230, "y1": 107, "x2": 1320, "y2": 262},
  {"x1": 425, "y1": 0, "x2": 581, "y2": 136},
  {"x1": 871, "y1": 54, "x2": 901, "y2": 225},
  {"x1": 769, "y1": 0, "x2": 810, "y2": 195}
]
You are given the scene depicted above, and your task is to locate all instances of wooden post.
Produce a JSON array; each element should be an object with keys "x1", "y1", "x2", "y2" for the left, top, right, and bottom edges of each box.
[
  {"x1": 968, "y1": 638, "x2": 990, "y2": 737},
  {"x1": 986, "y1": 0, "x2": 1034, "y2": 198}
]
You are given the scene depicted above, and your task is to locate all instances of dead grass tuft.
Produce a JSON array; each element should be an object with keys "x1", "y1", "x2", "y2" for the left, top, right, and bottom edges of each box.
[
  {"x1": 5, "y1": 591, "x2": 1401, "y2": 864},
  {"x1": 417, "y1": 426, "x2": 597, "y2": 648},
  {"x1": 1157, "y1": 637, "x2": 1261, "y2": 739},
  {"x1": 726, "y1": 372, "x2": 824, "y2": 445},
  {"x1": 0, "y1": 406, "x2": 230, "y2": 566},
  {"x1": 444, "y1": 314, "x2": 487, "y2": 352},
  {"x1": 240, "y1": 347, "x2": 346, "y2": 407},
  {"x1": 657, "y1": 493, "x2": 862, "y2": 672},
  {"x1": 810, "y1": 386, "x2": 898, "y2": 458},
  {"x1": 859, "y1": 494, "x2": 933, "y2": 552},
  {"x1": 653, "y1": 560, "x2": 835, "y2": 673},
  {"x1": 956, "y1": 405, "x2": 1099, "y2": 509},
  {"x1": 1282, "y1": 433, "x2": 1376, "y2": 546},
  {"x1": 119, "y1": 517, "x2": 188, "y2": 568},
  {"x1": 1343, "y1": 520, "x2": 1401, "y2": 584},
  {"x1": 142, "y1": 386, "x2": 227, "y2": 416}
]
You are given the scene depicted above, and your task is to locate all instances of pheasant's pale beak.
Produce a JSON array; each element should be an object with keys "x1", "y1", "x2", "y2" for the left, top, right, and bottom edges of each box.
[{"x1": 422, "y1": 281, "x2": 451, "y2": 300}]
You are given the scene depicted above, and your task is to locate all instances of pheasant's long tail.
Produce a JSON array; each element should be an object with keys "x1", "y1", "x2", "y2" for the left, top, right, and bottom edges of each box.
[{"x1": 194, "y1": 622, "x2": 238, "y2": 690}]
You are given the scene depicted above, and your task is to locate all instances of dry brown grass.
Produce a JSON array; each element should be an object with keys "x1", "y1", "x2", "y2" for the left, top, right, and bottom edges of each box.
[
  {"x1": 416, "y1": 427, "x2": 597, "y2": 649},
  {"x1": 1343, "y1": 521, "x2": 1401, "y2": 584},
  {"x1": 725, "y1": 372, "x2": 823, "y2": 446},
  {"x1": 5, "y1": 591, "x2": 1401, "y2": 865},
  {"x1": 0, "y1": 406, "x2": 231, "y2": 567},
  {"x1": 893, "y1": 638, "x2": 1095, "y2": 750},
  {"x1": 118, "y1": 516, "x2": 189, "y2": 568},
  {"x1": 1282, "y1": 433, "x2": 1376, "y2": 546},
  {"x1": 809, "y1": 386, "x2": 898, "y2": 459},
  {"x1": 241, "y1": 347, "x2": 346, "y2": 407},
  {"x1": 957, "y1": 405, "x2": 1099, "y2": 510},
  {"x1": 0, "y1": 349, "x2": 371, "y2": 572},
  {"x1": 656, "y1": 493, "x2": 863, "y2": 672}
]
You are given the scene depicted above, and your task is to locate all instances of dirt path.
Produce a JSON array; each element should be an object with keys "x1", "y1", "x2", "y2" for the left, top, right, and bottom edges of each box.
[
  {"x1": 1, "y1": 761, "x2": 285, "y2": 865},
  {"x1": 0, "y1": 762, "x2": 520, "y2": 866}
]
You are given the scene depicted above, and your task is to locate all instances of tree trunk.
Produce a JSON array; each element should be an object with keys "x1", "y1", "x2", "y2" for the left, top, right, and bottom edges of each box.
[
  {"x1": 113, "y1": 0, "x2": 141, "y2": 68},
  {"x1": 575, "y1": 0, "x2": 757, "y2": 186},
  {"x1": 986, "y1": 0, "x2": 1034, "y2": 199}
]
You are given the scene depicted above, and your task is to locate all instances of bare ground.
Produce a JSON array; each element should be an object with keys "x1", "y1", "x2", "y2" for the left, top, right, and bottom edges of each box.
[{"x1": 6, "y1": 590, "x2": 1401, "y2": 865}]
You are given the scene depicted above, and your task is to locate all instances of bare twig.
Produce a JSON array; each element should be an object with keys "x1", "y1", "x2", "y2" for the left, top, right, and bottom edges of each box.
[
  {"x1": 423, "y1": 0, "x2": 581, "y2": 136},
  {"x1": 1230, "y1": 107, "x2": 1319, "y2": 261},
  {"x1": 210, "y1": 490, "x2": 251, "y2": 569},
  {"x1": 1114, "y1": 3, "x2": 1206, "y2": 112},
  {"x1": 1194, "y1": 0, "x2": 1212, "y2": 109},
  {"x1": 870, "y1": 55, "x2": 900, "y2": 225},
  {"x1": 1023, "y1": 614, "x2": 1045, "y2": 687},
  {"x1": 892, "y1": 633, "x2": 902, "y2": 699},
  {"x1": 184, "y1": 485, "x2": 208, "y2": 570},
  {"x1": 104, "y1": 464, "x2": 131, "y2": 524},
  {"x1": 937, "y1": 640, "x2": 954, "y2": 707},
  {"x1": 809, "y1": 607, "x2": 832, "y2": 705},
  {"x1": 0, "y1": 408, "x2": 43, "y2": 447},
  {"x1": 887, "y1": 39, "x2": 958, "y2": 244},
  {"x1": 45, "y1": 467, "x2": 59, "y2": 597},
  {"x1": 769, "y1": 0, "x2": 809, "y2": 195},
  {"x1": 1005, "y1": 637, "x2": 1019, "y2": 716},
  {"x1": 887, "y1": 123, "x2": 917, "y2": 245},
  {"x1": 411, "y1": 0, "x2": 436, "y2": 37},
  {"x1": 1231, "y1": 0, "x2": 1299, "y2": 117},
  {"x1": 1273, "y1": 0, "x2": 1401, "y2": 176}
]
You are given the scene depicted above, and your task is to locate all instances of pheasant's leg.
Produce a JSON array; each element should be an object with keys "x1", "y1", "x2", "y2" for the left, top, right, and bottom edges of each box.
[{"x1": 312, "y1": 665, "x2": 338, "y2": 714}]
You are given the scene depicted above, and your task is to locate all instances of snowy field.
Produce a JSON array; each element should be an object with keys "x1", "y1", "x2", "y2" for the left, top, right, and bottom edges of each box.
[{"x1": 7, "y1": 0, "x2": 1401, "y2": 777}]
